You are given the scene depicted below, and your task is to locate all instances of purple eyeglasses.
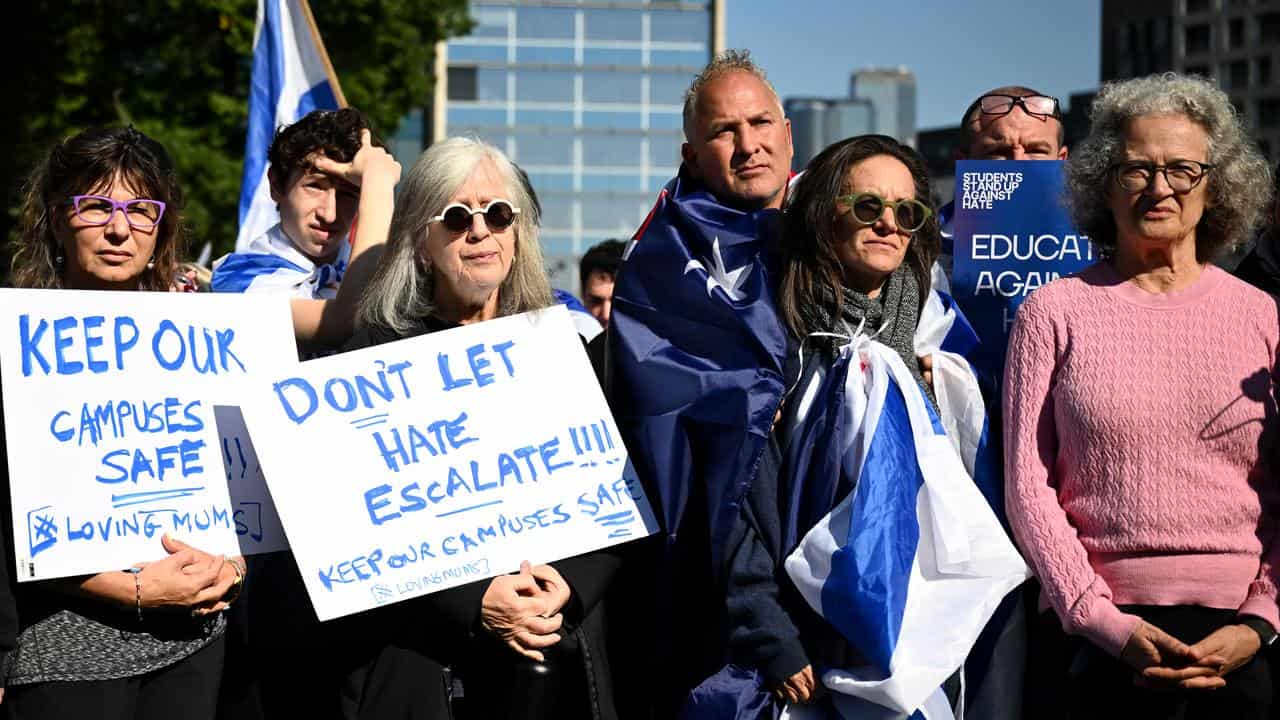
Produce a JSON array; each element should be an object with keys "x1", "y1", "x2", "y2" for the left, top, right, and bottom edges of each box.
[{"x1": 63, "y1": 195, "x2": 166, "y2": 230}]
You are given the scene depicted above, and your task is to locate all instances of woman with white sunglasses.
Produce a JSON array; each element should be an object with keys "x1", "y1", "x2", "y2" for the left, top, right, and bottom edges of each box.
[{"x1": 332, "y1": 137, "x2": 622, "y2": 719}]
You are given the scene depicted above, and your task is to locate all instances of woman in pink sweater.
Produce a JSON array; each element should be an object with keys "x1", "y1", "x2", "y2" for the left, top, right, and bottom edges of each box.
[{"x1": 1004, "y1": 73, "x2": 1278, "y2": 719}]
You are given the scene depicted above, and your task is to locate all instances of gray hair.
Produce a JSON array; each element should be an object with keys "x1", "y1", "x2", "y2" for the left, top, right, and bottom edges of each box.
[
  {"x1": 1066, "y1": 72, "x2": 1270, "y2": 260},
  {"x1": 358, "y1": 136, "x2": 553, "y2": 333},
  {"x1": 682, "y1": 49, "x2": 783, "y2": 142}
]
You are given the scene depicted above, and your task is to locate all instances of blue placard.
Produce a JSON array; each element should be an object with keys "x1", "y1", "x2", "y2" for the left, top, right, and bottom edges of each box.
[{"x1": 951, "y1": 160, "x2": 1096, "y2": 376}]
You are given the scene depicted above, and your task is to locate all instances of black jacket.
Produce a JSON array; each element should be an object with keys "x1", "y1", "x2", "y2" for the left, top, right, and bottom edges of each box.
[
  {"x1": 343, "y1": 315, "x2": 623, "y2": 720},
  {"x1": 1234, "y1": 237, "x2": 1280, "y2": 297}
]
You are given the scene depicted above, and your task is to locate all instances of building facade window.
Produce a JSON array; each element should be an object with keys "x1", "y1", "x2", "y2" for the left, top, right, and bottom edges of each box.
[
  {"x1": 420, "y1": 1, "x2": 718, "y2": 291},
  {"x1": 1260, "y1": 13, "x2": 1280, "y2": 44},
  {"x1": 1227, "y1": 59, "x2": 1250, "y2": 88},
  {"x1": 1186, "y1": 23, "x2": 1213, "y2": 55},
  {"x1": 583, "y1": 8, "x2": 642, "y2": 42},
  {"x1": 1229, "y1": 17, "x2": 1246, "y2": 49},
  {"x1": 583, "y1": 71, "x2": 644, "y2": 104},
  {"x1": 516, "y1": 6, "x2": 575, "y2": 39},
  {"x1": 1258, "y1": 97, "x2": 1280, "y2": 127}
]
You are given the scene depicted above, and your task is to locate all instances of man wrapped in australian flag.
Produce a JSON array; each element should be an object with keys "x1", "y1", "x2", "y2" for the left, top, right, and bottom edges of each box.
[{"x1": 606, "y1": 52, "x2": 1029, "y2": 720}]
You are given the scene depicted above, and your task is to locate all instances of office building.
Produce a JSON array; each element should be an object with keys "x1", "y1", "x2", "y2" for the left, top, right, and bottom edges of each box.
[
  {"x1": 393, "y1": 0, "x2": 723, "y2": 291},
  {"x1": 1101, "y1": 0, "x2": 1280, "y2": 158},
  {"x1": 850, "y1": 67, "x2": 917, "y2": 147},
  {"x1": 785, "y1": 97, "x2": 875, "y2": 171}
]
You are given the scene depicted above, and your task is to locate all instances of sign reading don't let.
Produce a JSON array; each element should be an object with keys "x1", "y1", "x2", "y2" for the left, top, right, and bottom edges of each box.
[{"x1": 240, "y1": 305, "x2": 659, "y2": 621}]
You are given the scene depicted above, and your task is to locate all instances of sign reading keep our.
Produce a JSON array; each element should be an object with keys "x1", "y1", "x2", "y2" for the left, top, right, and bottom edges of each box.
[
  {"x1": 241, "y1": 305, "x2": 658, "y2": 621},
  {"x1": 951, "y1": 160, "x2": 1097, "y2": 375},
  {"x1": 0, "y1": 290, "x2": 297, "y2": 580}
]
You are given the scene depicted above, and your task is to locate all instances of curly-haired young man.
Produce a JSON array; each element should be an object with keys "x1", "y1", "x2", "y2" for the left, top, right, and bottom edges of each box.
[{"x1": 213, "y1": 108, "x2": 386, "y2": 298}]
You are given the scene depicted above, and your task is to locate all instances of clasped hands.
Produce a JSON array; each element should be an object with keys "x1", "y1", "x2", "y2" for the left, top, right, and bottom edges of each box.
[
  {"x1": 480, "y1": 560, "x2": 572, "y2": 662},
  {"x1": 131, "y1": 534, "x2": 242, "y2": 616},
  {"x1": 1122, "y1": 619, "x2": 1261, "y2": 691}
]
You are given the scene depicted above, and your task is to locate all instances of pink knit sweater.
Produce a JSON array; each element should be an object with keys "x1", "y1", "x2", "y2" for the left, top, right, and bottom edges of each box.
[{"x1": 1003, "y1": 262, "x2": 1280, "y2": 657}]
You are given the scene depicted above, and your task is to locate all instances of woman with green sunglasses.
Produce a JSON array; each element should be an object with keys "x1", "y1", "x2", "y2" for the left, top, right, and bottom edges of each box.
[
  {"x1": 722, "y1": 135, "x2": 969, "y2": 710},
  {"x1": 778, "y1": 134, "x2": 938, "y2": 381}
]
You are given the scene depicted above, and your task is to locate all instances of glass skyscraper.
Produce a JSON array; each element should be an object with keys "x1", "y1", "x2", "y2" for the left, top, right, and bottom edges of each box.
[
  {"x1": 849, "y1": 67, "x2": 917, "y2": 148},
  {"x1": 785, "y1": 97, "x2": 875, "y2": 171},
  {"x1": 414, "y1": 0, "x2": 722, "y2": 290}
]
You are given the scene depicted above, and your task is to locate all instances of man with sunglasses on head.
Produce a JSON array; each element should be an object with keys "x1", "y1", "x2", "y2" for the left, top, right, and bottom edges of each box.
[
  {"x1": 933, "y1": 87, "x2": 1068, "y2": 291},
  {"x1": 920, "y1": 86, "x2": 1068, "y2": 720},
  {"x1": 212, "y1": 108, "x2": 393, "y2": 299}
]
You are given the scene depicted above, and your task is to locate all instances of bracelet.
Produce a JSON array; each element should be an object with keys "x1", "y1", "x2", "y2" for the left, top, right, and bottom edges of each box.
[
  {"x1": 223, "y1": 557, "x2": 244, "y2": 605},
  {"x1": 124, "y1": 567, "x2": 143, "y2": 622}
]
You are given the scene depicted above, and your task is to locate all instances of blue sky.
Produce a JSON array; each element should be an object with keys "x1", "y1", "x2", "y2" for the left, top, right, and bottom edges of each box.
[{"x1": 728, "y1": 0, "x2": 1101, "y2": 130}]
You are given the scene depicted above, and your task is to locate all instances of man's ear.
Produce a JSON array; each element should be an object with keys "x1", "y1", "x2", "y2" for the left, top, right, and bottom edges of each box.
[
  {"x1": 267, "y1": 167, "x2": 285, "y2": 204},
  {"x1": 1058, "y1": 145, "x2": 1069, "y2": 160},
  {"x1": 680, "y1": 142, "x2": 698, "y2": 177}
]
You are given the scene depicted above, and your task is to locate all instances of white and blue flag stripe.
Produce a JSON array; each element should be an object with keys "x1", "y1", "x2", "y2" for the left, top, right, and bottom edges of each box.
[
  {"x1": 237, "y1": 0, "x2": 341, "y2": 252},
  {"x1": 212, "y1": 224, "x2": 348, "y2": 298},
  {"x1": 781, "y1": 293, "x2": 1030, "y2": 720},
  {"x1": 553, "y1": 289, "x2": 604, "y2": 342}
]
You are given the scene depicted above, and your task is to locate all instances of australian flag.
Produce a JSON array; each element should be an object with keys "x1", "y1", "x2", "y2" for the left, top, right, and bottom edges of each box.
[
  {"x1": 607, "y1": 168, "x2": 790, "y2": 711},
  {"x1": 610, "y1": 168, "x2": 789, "y2": 571}
]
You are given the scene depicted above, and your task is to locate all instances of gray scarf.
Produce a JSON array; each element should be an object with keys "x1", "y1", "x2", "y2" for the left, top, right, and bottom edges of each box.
[{"x1": 800, "y1": 265, "x2": 936, "y2": 408}]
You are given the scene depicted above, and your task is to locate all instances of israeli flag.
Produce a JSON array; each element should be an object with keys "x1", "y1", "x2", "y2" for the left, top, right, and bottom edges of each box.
[
  {"x1": 553, "y1": 288, "x2": 604, "y2": 342},
  {"x1": 780, "y1": 296, "x2": 1029, "y2": 720},
  {"x1": 236, "y1": 0, "x2": 342, "y2": 252}
]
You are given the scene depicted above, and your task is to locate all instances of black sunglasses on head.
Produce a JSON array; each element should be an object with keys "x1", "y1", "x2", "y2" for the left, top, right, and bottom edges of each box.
[{"x1": 977, "y1": 93, "x2": 1061, "y2": 119}]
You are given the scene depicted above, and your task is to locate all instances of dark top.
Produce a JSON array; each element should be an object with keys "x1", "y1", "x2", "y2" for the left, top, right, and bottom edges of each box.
[
  {"x1": 343, "y1": 315, "x2": 625, "y2": 717},
  {"x1": 723, "y1": 344, "x2": 863, "y2": 684},
  {"x1": 1234, "y1": 239, "x2": 1280, "y2": 298}
]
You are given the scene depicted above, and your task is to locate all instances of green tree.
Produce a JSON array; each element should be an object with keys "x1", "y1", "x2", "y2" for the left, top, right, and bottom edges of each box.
[{"x1": 1, "y1": 0, "x2": 471, "y2": 280}]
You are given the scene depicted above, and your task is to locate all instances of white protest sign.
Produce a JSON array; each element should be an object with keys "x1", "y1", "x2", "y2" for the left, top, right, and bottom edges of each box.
[
  {"x1": 0, "y1": 289, "x2": 298, "y2": 580},
  {"x1": 240, "y1": 305, "x2": 659, "y2": 621}
]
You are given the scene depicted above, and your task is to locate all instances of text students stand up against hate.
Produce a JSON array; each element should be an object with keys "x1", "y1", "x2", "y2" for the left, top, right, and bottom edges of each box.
[
  {"x1": 1003, "y1": 73, "x2": 1280, "y2": 720},
  {"x1": 605, "y1": 49, "x2": 795, "y2": 718},
  {"x1": 924, "y1": 83, "x2": 1070, "y2": 720},
  {"x1": 319, "y1": 136, "x2": 623, "y2": 720},
  {"x1": 933, "y1": 86, "x2": 1068, "y2": 293},
  {"x1": 0, "y1": 127, "x2": 240, "y2": 720}
]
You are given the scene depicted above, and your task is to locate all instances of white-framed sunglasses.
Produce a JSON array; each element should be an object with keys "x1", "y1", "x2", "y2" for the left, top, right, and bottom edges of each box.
[{"x1": 428, "y1": 199, "x2": 521, "y2": 233}]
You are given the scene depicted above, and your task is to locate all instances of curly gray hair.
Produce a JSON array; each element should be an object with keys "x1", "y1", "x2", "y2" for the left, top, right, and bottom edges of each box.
[{"x1": 1066, "y1": 72, "x2": 1270, "y2": 260}]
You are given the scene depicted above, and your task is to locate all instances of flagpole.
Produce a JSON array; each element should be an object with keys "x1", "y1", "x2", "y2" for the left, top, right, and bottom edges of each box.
[{"x1": 296, "y1": 0, "x2": 348, "y2": 108}]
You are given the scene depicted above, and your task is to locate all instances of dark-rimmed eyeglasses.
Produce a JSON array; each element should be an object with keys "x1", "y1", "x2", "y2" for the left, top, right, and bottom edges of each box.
[
  {"x1": 978, "y1": 94, "x2": 1061, "y2": 119},
  {"x1": 428, "y1": 200, "x2": 520, "y2": 234},
  {"x1": 837, "y1": 192, "x2": 932, "y2": 233},
  {"x1": 1109, "y1": 160, "x2": 1215, "y2": 193},
  {"x1": 63, "y1": 195, "x2": 166, "y2": 230}
]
